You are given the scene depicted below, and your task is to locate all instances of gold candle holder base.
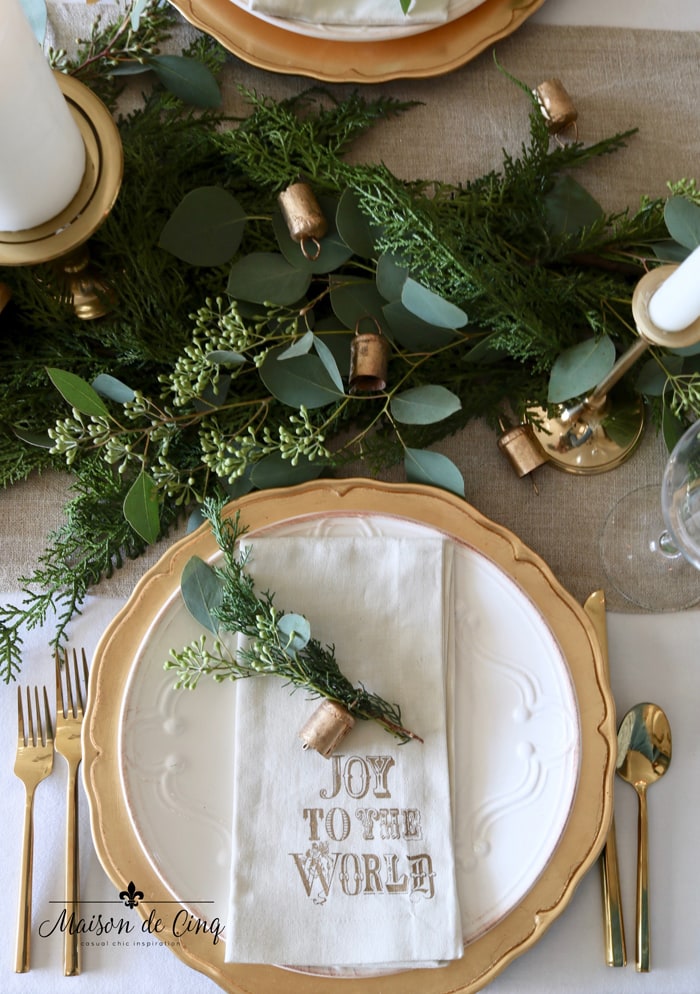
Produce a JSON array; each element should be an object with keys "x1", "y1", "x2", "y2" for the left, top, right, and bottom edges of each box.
[
  {"x1": 530, "y1": 262, "x2": 700, "y2": 475},
  {"x1": 529, "y1": 394, "x2": 645, "y2": 475},
  {"x1": 0, "y1": 73, "x2": 123, "y2": 319}
]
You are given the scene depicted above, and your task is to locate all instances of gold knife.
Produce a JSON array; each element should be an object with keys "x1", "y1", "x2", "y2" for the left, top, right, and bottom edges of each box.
[{"x1": 584, "y1": 590, "x2": 627, "y2": 967}]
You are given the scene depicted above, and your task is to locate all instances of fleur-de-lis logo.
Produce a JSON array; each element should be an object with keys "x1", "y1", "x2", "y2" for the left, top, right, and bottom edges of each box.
[{"x1": 119, "y1": 881, "x2": 144, "y2": 908}]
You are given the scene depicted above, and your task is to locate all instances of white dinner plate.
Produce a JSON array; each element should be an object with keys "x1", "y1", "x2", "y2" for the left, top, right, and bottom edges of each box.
[
  {"x1": 232, "y1": 0, "x2": 487, "y2": 43},
  {"x1": 84, "y1": 478, "x2": 614, "y2": 994}
]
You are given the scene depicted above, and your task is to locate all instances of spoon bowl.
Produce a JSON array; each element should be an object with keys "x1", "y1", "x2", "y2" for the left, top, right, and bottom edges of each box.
[{"x1": 616, "y1": 702, "x2": 672, "y2": 972}]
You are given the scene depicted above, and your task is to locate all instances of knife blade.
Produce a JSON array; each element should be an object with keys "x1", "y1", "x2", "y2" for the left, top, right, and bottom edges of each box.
[{"x1": 584, "y1": 589, "x2": 627, "y2": 967}]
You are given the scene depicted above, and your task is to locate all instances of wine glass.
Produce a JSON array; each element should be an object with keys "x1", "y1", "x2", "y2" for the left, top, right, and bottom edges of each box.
[{"x1": 601, "y1": 419, "x2": 700, "y2": 611}]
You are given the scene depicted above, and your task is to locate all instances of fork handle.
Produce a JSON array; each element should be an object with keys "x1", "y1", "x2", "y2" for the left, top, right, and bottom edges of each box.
[
  {"x1": 63, "y1": 763, "x2": 81, "y2": 977},
  {"x1": 15, "y1": 787, "x2": 36, "y2": 973}
]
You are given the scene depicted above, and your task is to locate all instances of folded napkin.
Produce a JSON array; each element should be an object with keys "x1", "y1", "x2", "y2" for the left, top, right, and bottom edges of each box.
[
  {"x1": 246, "y1": 0, "x2": 451, "y2": 27},
  {"x1": 224, "y1": 534, "x2": 462, "y2": 968}
]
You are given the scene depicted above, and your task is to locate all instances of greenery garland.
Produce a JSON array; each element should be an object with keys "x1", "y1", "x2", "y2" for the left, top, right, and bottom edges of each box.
[{"x1": 1, "y1": 0, "x2": 699, "y2": 680}]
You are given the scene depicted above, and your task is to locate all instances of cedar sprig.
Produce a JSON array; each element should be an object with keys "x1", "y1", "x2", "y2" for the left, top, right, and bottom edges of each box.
[{"x1": 166, "y1": 498, "x2": 422, "y2": 744}]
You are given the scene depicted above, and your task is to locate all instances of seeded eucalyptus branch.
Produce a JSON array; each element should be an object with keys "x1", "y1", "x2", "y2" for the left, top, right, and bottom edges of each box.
[{"x1": 165, "y1": 498, "x2": 421, "y2": 745}]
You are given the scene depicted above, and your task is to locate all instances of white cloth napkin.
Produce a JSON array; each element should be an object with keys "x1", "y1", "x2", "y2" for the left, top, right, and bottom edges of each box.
[
  {"x1": 246, "y1": 0, "x2": 451, "y2": 27},
  {"x1": 224, "y1": 535, "x2": 462, "y2": 967}
]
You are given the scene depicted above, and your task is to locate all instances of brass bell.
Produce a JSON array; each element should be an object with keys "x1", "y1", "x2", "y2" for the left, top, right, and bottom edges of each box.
[
  {"x1": 349, "y1": 318, "x2": 390, "y2": 393},
  {"x1": 497, "y1": 420, "x2": 549, "y2": 478},
  {"x1": 277, "y1": 181, "x2": 328, "y2": 261},
  {"x1": 533, "y1": 78, "x2": 579, "y2": 140},
  {"x1": 299, "y1": 700, "x2": 355, "y2": 759}
]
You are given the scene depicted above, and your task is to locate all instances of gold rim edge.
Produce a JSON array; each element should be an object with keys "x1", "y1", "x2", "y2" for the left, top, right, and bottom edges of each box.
[
  {"x1": 83, "y1": 477, "x2": 615, "y2": 994},
  {"x1": 168, "y1": 0, "x2": 546, "y2": 83}
]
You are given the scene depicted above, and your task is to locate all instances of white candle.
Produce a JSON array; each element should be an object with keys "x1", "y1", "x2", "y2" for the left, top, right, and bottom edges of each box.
[
  {"x1": 0, "y1": 0, "x2": 86, "y2": 232},
  {"x1": 648, "y1": 245, "x2": 700, "y2": 333}
]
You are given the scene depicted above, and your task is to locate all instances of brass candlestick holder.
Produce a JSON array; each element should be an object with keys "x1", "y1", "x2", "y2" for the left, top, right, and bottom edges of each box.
[
  {"x1": 0, "y1": 72, "x2": 123, "y2": 320},
  {"x1": 530, "y1": 264, "x2": 700, "y2": 474}
]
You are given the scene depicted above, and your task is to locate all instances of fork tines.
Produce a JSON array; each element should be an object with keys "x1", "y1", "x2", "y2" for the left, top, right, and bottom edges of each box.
[{"x1": 56, "y1": 647, "x2": 89, "y2": 718}]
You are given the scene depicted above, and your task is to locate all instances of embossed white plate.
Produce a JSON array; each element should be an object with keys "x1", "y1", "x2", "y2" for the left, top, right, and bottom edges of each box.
[
  {"x1": 85, "y1": 479, "x2": 615, "y2": 994},
  {"x1": 230, "y1": 0, "x2": 486, "y2": 43}
]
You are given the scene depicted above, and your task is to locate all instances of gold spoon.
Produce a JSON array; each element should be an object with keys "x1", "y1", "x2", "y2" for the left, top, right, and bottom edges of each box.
[{"x1": 616, "y1": 702, "x2": 672, "y2": 972}]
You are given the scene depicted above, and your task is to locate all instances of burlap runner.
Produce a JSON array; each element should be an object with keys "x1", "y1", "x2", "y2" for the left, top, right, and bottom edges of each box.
[{"x1": 3, "y1": 8, "x2": 699, "y2": 610}]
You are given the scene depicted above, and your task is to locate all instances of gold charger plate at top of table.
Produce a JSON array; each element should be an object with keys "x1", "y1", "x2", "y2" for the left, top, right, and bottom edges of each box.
[
  {"x1": 168, "y1": 0, "x2": 545, "y2": 82},
  {"x1": 83, "y1": 478, "x2": 615, "y2": 994}
]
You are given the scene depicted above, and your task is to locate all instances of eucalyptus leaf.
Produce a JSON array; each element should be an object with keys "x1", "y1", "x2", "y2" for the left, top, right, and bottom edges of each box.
[
  {"x1": 547, "y1": 336, "x2": 616, "y2": 404},
  {"x1": 13, "y1": 427, "x2": 53, "y2": 449},
  {"x1": 180, "y1": 555, "x2": 224, "y2": 633},
  {"x1": 313, "y1": 334, "x2": 345, "y2": 393},
  {"x1": 146, "y1": 54, "x2": 221, "y2": 108},
  {"x1": 662, "y1": 403, "x2": 688, "y2": 452},
  {"x1": 278, "y1": 330, "x2": 315, "y2": 360},
  {"x1": 404, "y1": 448, "x2": 465, "y2": 496},
  {"x1": 390, "y1": 384, "x2": 462, "y2": 425},
  {"x1": 259, "y1": 348, "x2": 344, "y2": 409},
  {"x1": 277, "y1": 613, "x2": 311, "y2": 654},
  {"x1": 463, "y1": 332, "x2": 503, "y2": 365},
  {"x1": 664, "y1": 195, "x2": 700, "y2": 249},
  {"x1": 20, "y1": 0, "x2": 47, "y2": 41},
  {"x1": 312, "y1": 322, "x2": 354, "y2": 377},
  {"x1": 227, "y1": 253, "x2": 311, "y2": 305},
  {"x1": 130, "y1": 0, "x2": 150, "y2": 29},
  {"x1": 383, "y1": 300, "x2": 457, "y2": 350},
  {"x1": 636, "y1": 356, "x2": 682, "y2": 396},
  {"x1": 376, "y1": 251, "x2": 408, "y2": 302},
  {"x1": 249, "y1": 452, "x2": 324, "y2": 488},
  {"x1": 651, "y1": 239, "x2": 690, "y2": 263},
  {"x1": 205, "y1": 349, "x2": 246, "y2": 366},
  {"x1": 273, "y1": 196, "x2": 352, "y2": 274},
  {"x1": 186, "y1": 507, "x2": 207, "y2": 533},
  {"x1": 335, "y1": 188, "x2": 380, "y2": 258},
  {"x1": 545, "y1": 174, "x2": 605, "y2": 236},
  {"x1": 330, "y1": 278, "x2": 389, "y2": 334},
  {"x1": 92, "y1": 373, "x2": 136, "y2": 404},
  {"x1": 111, "y1": 62, "x2": 152, "y2": 77},
  {"x1": 47, "y1": 368, "x2": 110, "y2": 418},
  {"x1": 159, "y1": 187, "x2": 246, "y2": 266},
  {"x1": 123, "y1": 470, "x2": 160, "y2": 544},
  {"x1": 401, "y1": 278, "x2": 468, "y2": 329}
]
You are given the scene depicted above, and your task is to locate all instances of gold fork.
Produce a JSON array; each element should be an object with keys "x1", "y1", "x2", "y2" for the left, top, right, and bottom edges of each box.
[
  {"x1": 55, "y1": 648, "x2": 89, "y2": 977},
  {"x1": 14, "y1": 685, "x2": 54, "y2": 973}
]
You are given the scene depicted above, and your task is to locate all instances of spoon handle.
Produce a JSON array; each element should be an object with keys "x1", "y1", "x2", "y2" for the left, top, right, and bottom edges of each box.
[{"x1": 636, "y1": 784, "x2": 650, "y2": 972}]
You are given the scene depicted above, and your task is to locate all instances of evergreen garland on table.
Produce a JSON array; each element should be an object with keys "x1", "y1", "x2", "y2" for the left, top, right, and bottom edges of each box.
[{"x1": 1, "y1": 0, "x2": 699, "y2": 680}]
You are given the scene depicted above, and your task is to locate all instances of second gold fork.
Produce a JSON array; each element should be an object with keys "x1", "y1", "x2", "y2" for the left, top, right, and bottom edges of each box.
[{"x1": 55, "y1": 648, "x2": 89, "y2": 977}]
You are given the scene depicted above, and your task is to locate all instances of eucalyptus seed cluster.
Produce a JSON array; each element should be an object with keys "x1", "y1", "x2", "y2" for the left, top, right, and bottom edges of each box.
[{"x1": 167, "y1": 298, "x2": 252, "y2": 407}]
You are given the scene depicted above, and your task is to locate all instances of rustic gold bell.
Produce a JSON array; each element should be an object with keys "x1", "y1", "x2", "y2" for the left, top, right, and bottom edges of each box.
[
  {"x1": 349, "y1": 319, "x2": 390, "y2": 393},
  {"x1": 497, "y1": 421, "x2": 549, "y2": 477},
  {"x1": 534, "y1": 78, "x2": 579, "y2": 139},
  {"x1": 299, "y1": 700, "x2": 356, "y2": 758},
  {"x1": 277, "y1": 181, "x2": 328, "y2": 261}
]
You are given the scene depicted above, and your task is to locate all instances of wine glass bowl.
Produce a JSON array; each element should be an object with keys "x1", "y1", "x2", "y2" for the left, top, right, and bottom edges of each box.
[
  {"x1": 600, "y1": 419, "x2": 700, "y2": 611},
  {"x1": 661, "y1": 418, "x2": 700, "y2": 571}
]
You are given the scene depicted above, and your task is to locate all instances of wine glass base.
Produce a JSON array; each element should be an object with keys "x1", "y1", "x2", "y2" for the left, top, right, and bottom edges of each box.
[{"x1": 600, "y1": 484, "x2": 700, "y2": 611}]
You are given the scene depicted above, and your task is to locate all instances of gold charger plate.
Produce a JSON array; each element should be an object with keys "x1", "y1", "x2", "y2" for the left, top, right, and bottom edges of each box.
[
  {"x1": 168, "y1": 0, "x2": 545, "y2": 82},
  {"x1": 84, "y1": 478, "x2": 615, "y2": 994}
]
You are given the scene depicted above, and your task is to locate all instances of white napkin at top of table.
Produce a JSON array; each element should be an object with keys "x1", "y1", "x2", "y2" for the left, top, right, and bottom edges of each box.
[
  {"x1": 247, "y1": 0, "x2": 451, "y2": 27},
  {"x1": 224, "y1": 535, "x2": 463, "y2": 968}
]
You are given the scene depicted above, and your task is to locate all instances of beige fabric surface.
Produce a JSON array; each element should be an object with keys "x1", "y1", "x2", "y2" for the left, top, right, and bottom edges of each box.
[{"x1": 3, "y1": 8, "x2": 699, "y2": 611}]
